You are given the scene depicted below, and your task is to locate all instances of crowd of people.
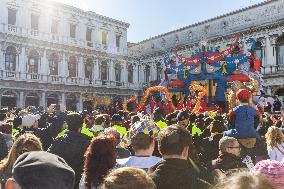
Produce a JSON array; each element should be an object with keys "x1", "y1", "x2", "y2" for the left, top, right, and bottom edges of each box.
[{"x1": 0, "y1": 89, "x2": 284, "y2": 189}]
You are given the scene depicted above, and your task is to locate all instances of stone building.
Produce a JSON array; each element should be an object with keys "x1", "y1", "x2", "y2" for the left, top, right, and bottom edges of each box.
[
  {"x1": 0, "y1": 0, "x2": 141, "y2": 110},
  {"x1": 129, "y1": 0, "x2": 284, "y2": 98},
  {"x1": 1, "y1": 0, "x2": 284, "y2": 111}
]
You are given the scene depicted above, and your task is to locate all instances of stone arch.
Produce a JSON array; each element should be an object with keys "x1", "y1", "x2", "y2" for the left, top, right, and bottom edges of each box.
[
  {"x1": 25, "y1": 92, "x2": 39, "y2": 107},
  {"x1": 128, "y1": 64, "x2": 133, "y2": 83},
  {"x1": 66, "y1": 93, "x2": 78, "y2": 111},
  {"x1": 68, "y1": 55, "x2": 78, "y2": 78},
  {"x1": 48, "y1": 53, "x2": 60, "y2": 75},
  {"x1": 46, "y1": 93, "x2": 59, "y2": 106},
  {"x1": 27, "y1": 49, "x2": 40, "y2": 74},
  {"x1": 85, "y1": 58, "x2": 93, "y2": 80},
  {"x1": 100, "y1": 60, "x2": 108, "y2": 81},
  {"x1": 4, "y1": 45, "x2": 18, "y2": 71},
  {"x1": 114, "y1": 62, "x2": 121, "y2": 82},
  {"x1": 1, "y1": 90, "x2": 18, "y2": 108}
]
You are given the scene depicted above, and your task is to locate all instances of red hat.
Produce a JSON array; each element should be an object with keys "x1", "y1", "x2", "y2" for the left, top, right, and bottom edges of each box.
[{"x1": 236, "y1": 89, "x2": 251, "y2": 100}]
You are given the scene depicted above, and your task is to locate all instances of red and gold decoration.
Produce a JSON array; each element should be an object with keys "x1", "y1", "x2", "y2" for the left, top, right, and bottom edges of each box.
[
  {"x1": 137, "y1": 86, "x2": 171, "y2": 112},
  {"x1": 189, "y1": 84, "x2": 207, "y2": 112}
]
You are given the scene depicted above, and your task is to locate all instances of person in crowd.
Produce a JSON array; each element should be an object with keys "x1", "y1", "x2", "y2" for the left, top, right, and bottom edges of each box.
[
  {"x1": 0, "y1": 123, "x2": 13, "y2": 150},
  {"x1": 111, "y1": 114, "x2": 126, "y2": 137},
  {"x1": 18, "y1": 104, "x2": 66, "y2": 150},
  {"x1": 91, "y1": 115, "x2": 106, "y2": 136},
  {"x1": 79, "y1": 135, "x2": 117, "y2": 189},
  {"x1": 103, "y1": 127, "x2": 131, "y2": 158},
  {"x1": 200, "y1": 120, "x2": 226, "y2": 166},
  {"x1": 103, "y1": 167, "x2": 156, "y2": 189},
  {"x1": 212, "y1": 136, "x2": 247, "y2": 172},
  {"x1": 211, "y1": 171, "x2": 276, "y2": 189},
  {"x1": 165, "y1": 111, "x2": 178, "y2": 125},
  {"x1": 177, "y1": 110, "x2": 190, "y2": 128},
  {"x1": 117, "y1": 132, "x2": 161, "y2": 171},
  {"x1": 0, "y1": 132, "x2": 8, "y2": 161},
  {"x1": 150, "y1": 126, "x2": 210, "y2": 189},
  {"x1": 48, "y1": 112, "x2": 90, "y2": 189},
  {"x1": 153, "y1": 108, "x2": 167, "y2": 130},
  {"x1": 253, "y1": 159, "x2": 284, "y2": 189},
  {"x1": 0, "y1": 134, "x2": 42, "y2": 188},
  {"x1": 224, "y1": 89, "x2": 260, "y2": 139},
  {"x1": 265, "y1": 126, "x2": 284, "y2": 161},
  {"x1": 5, "y1": 151, "x2": 75, "y2": 189}
]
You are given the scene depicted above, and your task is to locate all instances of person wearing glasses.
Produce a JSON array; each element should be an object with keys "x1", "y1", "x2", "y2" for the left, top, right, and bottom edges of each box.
[{"x1": 211, "y1": 136, "x2": 247, "y2": 173}]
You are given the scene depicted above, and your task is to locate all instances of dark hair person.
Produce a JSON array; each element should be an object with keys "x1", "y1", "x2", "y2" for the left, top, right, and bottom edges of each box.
[{"x1": 79, "y1": 135, "x2": 117, "y2": 189}]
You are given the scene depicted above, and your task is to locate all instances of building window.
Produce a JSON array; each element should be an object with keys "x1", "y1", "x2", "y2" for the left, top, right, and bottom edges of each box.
[
  {"x1": 86, "y1": 28, "x2": 92, "y2": 41},
  {"x1": 276, "y1": 35, "x2": 284, "y2": 65},
  {"x1": 31, "y1": 14, "x2": 39, "y2": 30},
  {"x1": 8, "y1": 9, "x2": 17, "y2": 25},
  {"x1": 145, "y1": 65, "x2": 150, "y2": 82},
  {"x1": 101, "y1": 61, "x2": 108, "y2": 81},
  {"x1": 49, "y1": 53, "x2": 59, "y2": 75},
  {"x1": 68, "y1": 56, "x2": 77, "y2": 77},
  {"x1": 138, "y1": 65, "x2": 141, "y2": 82},
  {"x1": 102, "y1": 31, "x2": 107, "y2": 45},
  {"x1": 70, "y1": 24, "x2": 76, "y2": 38},
  {"x1": 116, "y1": 35, "x2": 121, "y2": 48},
  {"x1": 115, "y1": 63, "x2": 121, "y2": 82},
  {"x1": 254, "y1": 41, "x2": 263, "y2": 66},
  {"x1": 128, "y1": 64, "x2": 133, "y2": 83},
  {"x1": 85, "y1": 58, "x2": 93, "y2": 80},
  {"x1": 28, "y1": 50, "x2": 40, "y2": 74},
  {"x1": 156, "y1": 62, "x2": 162, "y2": 80},
  {"x1": 51, "y1": 20, "x2": 59, "y2": 34},
  {"x1": 5, "y1": 46, "x2": 17, "y2": 71}
]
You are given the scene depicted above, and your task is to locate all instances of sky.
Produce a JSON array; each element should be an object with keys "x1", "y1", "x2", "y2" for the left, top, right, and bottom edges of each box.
[{"x1": 55, "y1": 0, "x2": 266, "y2": 43}]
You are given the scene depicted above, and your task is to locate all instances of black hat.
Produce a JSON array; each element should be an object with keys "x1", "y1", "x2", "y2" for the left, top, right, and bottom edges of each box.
[
  {"x1": 112, "y1": 114, "x2": 122, "y2": 122},
  {"x1": 12, "y1": 151, "x2": 75, "y2": 189},
  {"x1": 177, "y1": 110, "x2": 189, "y2": 121}
]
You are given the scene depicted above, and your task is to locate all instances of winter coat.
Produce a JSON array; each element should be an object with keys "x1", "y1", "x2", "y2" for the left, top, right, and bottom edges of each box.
[
  {"x1": 48, "y1": 131, "x2": 91, "y2": 189},
  {"x1": 211, "y1": 152, "x2": 247, "y2": 173},
  {"x1": 150, "y1": 158, "x2": 210, "y2": 189}
]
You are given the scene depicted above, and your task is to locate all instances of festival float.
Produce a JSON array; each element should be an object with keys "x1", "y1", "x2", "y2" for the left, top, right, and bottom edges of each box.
[{"x1": 125, "y1": 36, "x2": 264, "y2": 113}]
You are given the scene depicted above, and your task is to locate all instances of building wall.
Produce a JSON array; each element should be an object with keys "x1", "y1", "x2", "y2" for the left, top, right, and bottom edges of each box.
[
  {"x1": 0, "y1": 0, "x2": 141, "y2": 110},
  {"x1": 129, "y1": 0, "x2": 284, "y2": 96}
]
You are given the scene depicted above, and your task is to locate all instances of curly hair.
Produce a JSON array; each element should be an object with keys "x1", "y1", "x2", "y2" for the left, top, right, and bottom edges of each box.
[
  {"x1": 0, "y1": 133, "x2": 42, "y2": 179},
  {"x1": 83, "y1": 135, "x2": 116, "y2": 189},
  {"x1": 265, "y1": 126, "x2": 284, "y2": 149}
]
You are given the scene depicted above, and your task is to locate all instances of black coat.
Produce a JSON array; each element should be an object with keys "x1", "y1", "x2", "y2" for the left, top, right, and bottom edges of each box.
[
  {"x1": 150, "y1": 158, "x2": 210, "y2": 189},
  {"x1": 211, "y1": 152, "x2": 246, "y2": 173},
  {"x1": 200, "y1": 134, "x2": 223, "y2": 166},
  {"x1": 0, "y1": 132, "x2": 8, "y2": 160},
  {"x1": 48, "y1": 131, "x2": 90, "y2": 189},
  {"x1": 19, "y1": 112, "x2": 65, "y2": 150}
]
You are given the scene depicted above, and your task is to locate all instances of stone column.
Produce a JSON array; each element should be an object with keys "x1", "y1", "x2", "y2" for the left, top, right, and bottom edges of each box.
[
  {"x1": 109, "y1": 59, "x2": 115, "y2": 81},
  {"x1": 77, "y1": 93, "x2": 83, "y2": 111},
  {"x1": 19, "y1": 91, "x2": 24, "y2": 109},
  {"x1": 19, "y1": 46, "x2": 26, "y2": 79},
  {"x1": 140, "y1": 65, "x2": 145, "y2": 83},
  {"x1": 151, "y1": 62, "x2": 157, "y2": 81},
  {"x1": 133, "y1": 64, "x2": 138, "y2": 85},
  {"x1": 0, "y1": 50, "x2": 4, "y2": 70},
  {"x1": 61, "y1": 93, "x2": 66, "y2": 106},
  {"x1": 121, "y1": 62, "x2": 127, "y2": 83},
  {"x1": 40, "y1": 91, "x2": 46, "y2": 108},
  {"x1": 41, "y1": 50, "x2": 48, "y2": 80},
  {"x1": 93, "y1": 58, "x2": 100, "y2": 81},
  {"x1": 265, "y1": 36, "x2": 277, "y2": 66},
  {"x1": 78, "y1": 56, "x2": 84, "y2": 78}
]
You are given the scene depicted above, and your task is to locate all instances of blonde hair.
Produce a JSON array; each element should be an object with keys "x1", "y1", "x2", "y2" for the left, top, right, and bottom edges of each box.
[
  {"x1": 103, "y1": 167, "x2": 156, "y2": 189},
  {"x1": 211, "y1": 171, "x2": 276, "y2": 189},
  {"x1": 219, "y1": 136, "x2": 238, "y2": 153},
  {"x1": 0, "y1": 133, "x2": 42, "y2": 178},
  {"x1": 265, "y1": 126, "x2": 284, "y2": 149}
]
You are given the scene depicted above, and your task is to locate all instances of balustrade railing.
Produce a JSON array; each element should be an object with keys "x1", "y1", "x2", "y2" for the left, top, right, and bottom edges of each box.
[{"x1": 261, "y1": 65, "x2": 284, "y2": 75}]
